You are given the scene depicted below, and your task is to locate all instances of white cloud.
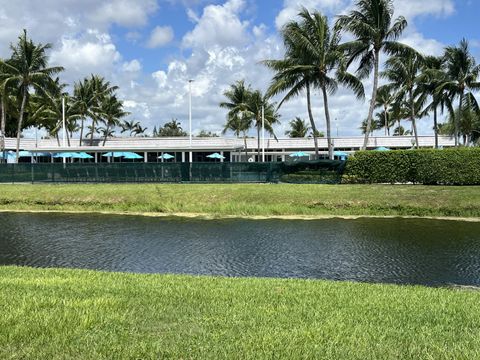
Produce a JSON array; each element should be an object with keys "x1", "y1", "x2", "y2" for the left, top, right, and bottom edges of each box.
[
  {"x1": 147, "y1": 26, "x2": 174, "y2": 48},
  {"x1": 394, "y1": 0, "x2": 455, "y2": 20},
  {"x1": 89, "y1": 0, "x2": 158, "y2": 27},
  {"x1": 122, "y1": 59, "x2": 142, "y2": 72},
  {"x1": 50, "y1": 30, "x2": 121, "y2": 77},
  {"x1": 182, "y1": 0, "x2": 249, "y2": 49}
]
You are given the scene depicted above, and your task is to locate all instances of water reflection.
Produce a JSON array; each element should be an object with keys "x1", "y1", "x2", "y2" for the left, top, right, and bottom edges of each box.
[{"x1": 1, "y1": 213, "x2": 480, "y2": 286}]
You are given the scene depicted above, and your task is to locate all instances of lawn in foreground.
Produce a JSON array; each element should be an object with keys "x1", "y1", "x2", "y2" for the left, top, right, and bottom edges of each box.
[
  {"x1": 1, "y1": 266, "x2": 480, "y2": 359},
  {"x1": 1, "y1": 183, "x2": 480, "y2": 218}
]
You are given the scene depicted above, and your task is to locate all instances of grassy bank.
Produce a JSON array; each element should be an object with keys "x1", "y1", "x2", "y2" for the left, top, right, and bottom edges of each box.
[
  {"x1": 0, "y1": 266, "x2": 479, "y2": 359},
  {"x1": 0, "y1": 183, "x2": 480, "y2": 218}
]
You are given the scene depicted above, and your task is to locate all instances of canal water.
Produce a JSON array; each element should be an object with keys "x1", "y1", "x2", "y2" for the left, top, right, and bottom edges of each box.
[{"x1": 1, "y1": 212, "x2": 479, "y2": 286}]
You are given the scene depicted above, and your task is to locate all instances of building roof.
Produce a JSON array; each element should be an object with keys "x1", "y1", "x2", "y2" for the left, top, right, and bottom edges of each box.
[{"x1": 4, "y1": 135, "x2": 455, "y2": 153}]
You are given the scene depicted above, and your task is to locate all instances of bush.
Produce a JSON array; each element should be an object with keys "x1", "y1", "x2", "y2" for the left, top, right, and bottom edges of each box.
[{"x1": 345, "y1": 148, "x2": 480, "y2": 185}]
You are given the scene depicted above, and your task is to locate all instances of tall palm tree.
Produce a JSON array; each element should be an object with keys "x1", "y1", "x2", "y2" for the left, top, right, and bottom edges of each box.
[
  {"x1": 0, "y1": 30, "x2": 63, "y2": 162},
  {"x1": 375, "y1": 85, "x2": 396, "y2": 136},
  {"x1": 264, "y1": 8, "x2": 364, "y2": 160},
  {"x1": 100, "y1": 95, "x2": 128, "y2": 145},
  {"x1": 438, "y1": 39, "x2": 480, "y2": 146},
  {"x1": 121, "y1": 119, "x2": 140, "y2": 136},
  {"x1": 382, "y1": 50, "x2": 425, "y2": 148},
  {"x1": 88, "y1": 75, "x2": 118, "y2": 145},
  {"x1": 132, "y1": 124, "x2": 148, "y2": 137},
  {"x1": 285, "y1": 117, "x2": 310, "y2": 138},
  {"x1": 417, "y1": 56, "x2": 451, "y2": 148},
  {"x1": 220, "y1": 80, "x2": 253, "y2": 159},
  {"x1": 72, "y1": 78, "x2": 94, "y2": 145},
  {"x1": 336, "y1": 0, "x2": 407, "y2": 149},
  {"x1": 247, "y1": 89, "x2": 280, "y2": 161}
]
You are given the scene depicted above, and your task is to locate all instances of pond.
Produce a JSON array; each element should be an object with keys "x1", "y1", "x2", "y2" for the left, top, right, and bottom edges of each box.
[{"x1": 1, "y1": 212, "x2": 480, "y2": 286}]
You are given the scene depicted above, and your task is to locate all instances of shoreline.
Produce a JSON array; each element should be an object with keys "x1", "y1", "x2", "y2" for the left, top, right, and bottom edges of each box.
[{"x1": 1, "y1": 208, "x2": 480, "y2": 222}]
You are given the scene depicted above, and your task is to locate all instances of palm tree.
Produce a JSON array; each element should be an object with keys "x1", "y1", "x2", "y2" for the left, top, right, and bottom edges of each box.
[
  {"x1": 247, "y1": 90, "x2": 280, "y2": 161},
  {"x1": 336, "y1": 0, "x2": 408, "y2": 149},
  {"x1": 100, "y1": 95, "x2": 128, "y2": 145},
  {"x1": 382, "y1": 50, "x2": 425, "y2": 147},
  {"x1": 97, "y1": 126, "x2": 115, "y2": 139},
  {"x1": 72, "y1": 78, "x2": 94, "y2": 145},
  {"x1": 417, "y1": 56, "x2": 451, "y2": 148},
  {"x1": 132, "y1": 124, "x2": 148, "y2": 137},
  {"x1": 438, "y1": 39, "x2": 480, "y2": 146},
  {"x1": 121, "y1": 119, "x2": 140, "y2": 136},
  {"x1": 220, "y1": 80, "x2": 253, "y2": 159},
  {"x1": 285, "y1": 117, "x2": 310, "y2": 138},
  {"x1": 264, "y1": 8, "x2": 364, "y2": 159},
  {"x1": 157, "y1": 119, "x2": 186, "y2": 137},
  {"x1": 88, "y1": 75, "x2": 118, "y2": 145},
  {"x1": 0, "y1": 30, "x2": 63, "y2": 162},
  {"x1": 375, "y1": 85, "x2": 396, "y2": 136}
]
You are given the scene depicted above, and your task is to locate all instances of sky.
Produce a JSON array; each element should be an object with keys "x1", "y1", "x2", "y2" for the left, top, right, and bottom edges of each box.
[{"x1": 0, "y1": 0, "x2": 479, "y2": 138}]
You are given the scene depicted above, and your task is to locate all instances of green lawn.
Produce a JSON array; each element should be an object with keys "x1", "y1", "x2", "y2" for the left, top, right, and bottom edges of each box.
[
  {"x1": 1, "y1": 266, "x2": 479, "y2": 359},
  {"x1": 1, "y1": 183, "x2": 480, "y2": 218}
]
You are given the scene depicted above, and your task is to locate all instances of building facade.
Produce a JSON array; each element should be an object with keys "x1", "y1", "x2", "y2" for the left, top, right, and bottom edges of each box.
[{"x1": 4, "y1": 135, "x2": 456, "y2": 163}]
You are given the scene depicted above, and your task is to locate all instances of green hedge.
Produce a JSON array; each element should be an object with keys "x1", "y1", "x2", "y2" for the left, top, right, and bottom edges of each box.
[{"x1": 345, "y1": 148, "x2": 480, "y2": 185}]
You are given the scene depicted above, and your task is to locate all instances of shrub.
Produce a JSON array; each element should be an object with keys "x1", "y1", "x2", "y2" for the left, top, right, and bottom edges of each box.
[{"x1": 345, "y1": 148, "x2": 480, "y2": 185}]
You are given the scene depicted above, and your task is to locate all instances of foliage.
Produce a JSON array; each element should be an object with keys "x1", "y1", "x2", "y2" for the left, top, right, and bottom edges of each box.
[
  {"x1": 197, "y1": 130, "x2": 219, "y2": 137},
  {"x1": 156, "y1": 119, "x2": 186, "y2": 137},
  {"x1": 336, "y1": 0, "x2": 408, "y2": 149},
  {"x1": 285, "y1": 117, "x2": 310, "y2": 137},
  {"x1": 345, "y1": 148, "x2": 480, "y2": 185},
  {"x1": 264, "y1": 8, "x2": 364, "y2": 159}
]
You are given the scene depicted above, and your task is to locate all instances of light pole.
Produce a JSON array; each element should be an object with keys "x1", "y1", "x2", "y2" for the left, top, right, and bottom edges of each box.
[
  {"x1": 62, "y1": 96, "x2": 66, "y2": 164},
  {"x1": 188, "y1": 79, "x2": 194, "y2": 163},
  {"x1": 261, "y1": 105, "x2": 265, "y2": 162}
]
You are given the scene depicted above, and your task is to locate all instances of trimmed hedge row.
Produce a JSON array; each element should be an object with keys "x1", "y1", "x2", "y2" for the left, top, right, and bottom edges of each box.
[{"x1": 344, "y1": 148, "x2": 480, "y2": 185}]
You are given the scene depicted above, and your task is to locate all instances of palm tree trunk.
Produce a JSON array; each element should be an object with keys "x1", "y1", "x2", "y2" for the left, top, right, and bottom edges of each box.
[
  {"x1": 256, "y1": 124, "x2": 260, "y2": 162},
  {"x1": 306, "y1": 81, "x2": 319, "y2": 159},
  {"x1": 433, "y1": 106, "x2": 438, "y2": 149},
  {"x1": 90, "y1": 120, "x2": 96, "y2": 146},
  {"x1": 456, "y1": 91, "x2": 463, "y2": 147},
  {"x1": 0, "y1": 97, "x2": 5, "y2": 163},
  {"x1": 103, "y1": 123, "x2": 110, "y2": 146},
  {"x1": 79, "y1": 117, "x2": 85, "y2": 146},
  {"x1": 55, "y1": 133, "x2": 60, "y2": 147},
  {"x1": 321, "y1": 86, "x2": 333, "y2": 160},
  {"x1": 384, "y1": 105, "x2": 388, "y2": 136},
  {"x1": 66, "y1": 129, "x2": 71, "y2": 147},
  {"x1": 410, "y1": 89, "x2": 419, "y2": 149},
  {"x1": 363, "y1": 51, "x2": 380, "y2": 150},
  {"x1": 15, "y1": 91, "x2": 28, "y2": 163},
  {"x1": 243, "y1": 133, "x2": 248, "y2": 161}
]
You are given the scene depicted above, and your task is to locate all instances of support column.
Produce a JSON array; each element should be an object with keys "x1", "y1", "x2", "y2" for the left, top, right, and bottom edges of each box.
[
  {"x1": 144, "y1": 152, "x2": 148, "y2": 163},
  {"x1": 181, "y1": 152, "x2": 185, "y2": 163},
  {"x1": 281, "y1": 149, "x2": 286, "y2": 162},
  {"x1": 220, "y1": 151, "x2": 224, "y2": 163},
  {"x1": 94, "y1": 152, "x2": 98, "y2": 164},
  {"x1": 189, "y1": 151, "x2": 193, "y2": 163}
]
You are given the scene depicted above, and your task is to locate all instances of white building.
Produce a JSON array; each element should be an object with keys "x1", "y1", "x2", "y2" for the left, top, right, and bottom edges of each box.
[{"x1": 4, "y1": 135, "x2": 455, "y2": 163}]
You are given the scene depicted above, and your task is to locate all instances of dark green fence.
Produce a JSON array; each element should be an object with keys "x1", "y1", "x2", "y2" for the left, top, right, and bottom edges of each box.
[{"x1": 0, "y1": 161, "x2": 346, "y2": 184}]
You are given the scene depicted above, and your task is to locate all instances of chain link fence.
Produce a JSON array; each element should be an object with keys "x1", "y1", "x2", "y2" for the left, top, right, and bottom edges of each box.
[{"x1": 0, "y1": 161, "x2": 346, "y2": 184}]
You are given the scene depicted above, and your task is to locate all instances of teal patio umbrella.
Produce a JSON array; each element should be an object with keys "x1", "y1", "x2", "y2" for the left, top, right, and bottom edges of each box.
[
  {"x1": 52, "y1": 152, "x2": 75, "y2": 158},
  {"x1": 71, "y1": 152, "x2": 93, "y2": 159},
  {"x1": 102, "y1": 152, "x2": 124, "y2": 158},
  {"x1": 206, "y1": 153, "x2": 225, "y2": 160},
  {"x1": 334, "y1": 151, "x2": 349, "y2": 160},
  {"x1": 122, "y1": 152, "x2": 143, "y2": 160},
  {"x1": 158, "y1": 153, "x2": 174, "y2": 160},
  {"x1": 289, "y1": 151, "x2": 309, "y2": 158},
  {"x1": 374, "y1": 146, "x2": 391, "y2": 152}
]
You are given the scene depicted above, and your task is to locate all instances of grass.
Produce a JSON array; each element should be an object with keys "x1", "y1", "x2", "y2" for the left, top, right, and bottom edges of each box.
[
  {"x1": 0, "y1": 183, "x2": 480, "y2": 218},
  {"x1": 1, "y1": 266, "x2": 480, "y2": 359}
]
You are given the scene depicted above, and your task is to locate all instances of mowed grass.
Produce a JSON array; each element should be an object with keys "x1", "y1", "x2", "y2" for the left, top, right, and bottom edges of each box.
[
  {"x1": 0, "y1": 266, "x2": 479, "y2": 359},
  {"x1": 1, "y1": 183, "x2": 480, "y2": 217}
]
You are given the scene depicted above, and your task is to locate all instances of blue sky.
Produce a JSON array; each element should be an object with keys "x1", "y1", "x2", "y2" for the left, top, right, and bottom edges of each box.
[{"x1": 0, "y1": 0, "x2": 478, "y2": 138}]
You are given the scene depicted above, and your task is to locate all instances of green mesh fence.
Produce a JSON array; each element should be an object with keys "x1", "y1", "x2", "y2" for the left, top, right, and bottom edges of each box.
[{"x1": 0, "y1": 161, "x2": 346, "y2": 184}]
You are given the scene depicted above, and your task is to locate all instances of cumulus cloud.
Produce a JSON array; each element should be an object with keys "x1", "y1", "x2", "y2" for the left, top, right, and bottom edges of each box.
[
  {"x1": 50, "y1": 30, "x2": 121, "y2": 78},
  {"x1": 147, "y1": 26, "x2": 174, "y2": 48},
  {"x1": 122, "y1": 59, "x2": 142, "y2": 72},
  {"x1": 182, "y1": 0, "x2": 249, "y2": 49},
  {"x1": 89, "y1": 0, "x2": 158, "y2": 27}
]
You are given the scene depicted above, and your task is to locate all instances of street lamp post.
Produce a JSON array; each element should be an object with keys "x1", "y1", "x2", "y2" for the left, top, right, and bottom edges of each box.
[
  {"x1": 188, "y1": 79, "x2": 194, "y2": 163},
  {"x1": 62, "y1": 96, "x2": 66, "y2": 164}
]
